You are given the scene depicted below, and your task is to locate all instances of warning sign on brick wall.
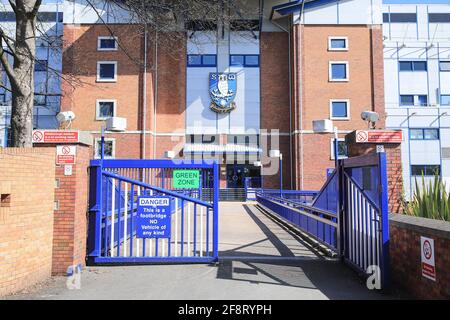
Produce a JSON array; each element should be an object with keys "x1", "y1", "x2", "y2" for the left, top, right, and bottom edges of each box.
[{"x1": 56, "y1": 145, "x2": 76, "y2": 165}]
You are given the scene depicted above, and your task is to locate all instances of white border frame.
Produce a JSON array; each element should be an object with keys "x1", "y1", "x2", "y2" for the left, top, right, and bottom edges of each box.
[
  {"x1": 96, "y1": 61, "x2": 117, "y2": 82},
  {"x1": 329, "y1": 61, "x2": 349, "y2": 82},
  {"x1": 96, "y1": 99, "x2": 117, "y2": 120},
  {"x1": 94, "y1": 137, "x2": 116, "y2": 159},
  {"x1": 328, "y1": 36, "x2": 348, "y2": 51},
  {"x1": 97, "y1": 36, "x2": 118, "y2": 51},
  {"x1": 329, "y1": 99, "x2": 350, "y2": 120},
  {"x1": 330, "y1": 138, "x2": 348, "y2": 160}
]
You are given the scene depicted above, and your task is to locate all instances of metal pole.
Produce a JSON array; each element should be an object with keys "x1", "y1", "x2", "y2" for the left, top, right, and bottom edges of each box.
[
  {"x1": 101, "y1": 125, "x2": 105, "y2": 162},
  {"x1": 334, "y1": 126, "x2": 339, "y2": 168},
  {"x1": 280, "y1": 154, "x2": 283, "y2": 197}
]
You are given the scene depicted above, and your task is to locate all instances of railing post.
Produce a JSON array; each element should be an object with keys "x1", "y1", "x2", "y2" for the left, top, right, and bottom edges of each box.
[
  {"x1": 212, "y1": 162, "x2": 219, "y2": 260},
  {"x1": 378, "y1": 152, "x2": 390, "y2": 290},
  {"x1": 88, "y1": 160, "x2": 103, "y2": 260},
  {"x1": 337, "y1": 159, "x2": 345, "y2": 258}
]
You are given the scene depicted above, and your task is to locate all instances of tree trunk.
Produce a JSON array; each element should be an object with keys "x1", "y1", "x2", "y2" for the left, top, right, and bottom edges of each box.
[{"x1": 10, "y1": 10, "x2": 37, "y2": 147}]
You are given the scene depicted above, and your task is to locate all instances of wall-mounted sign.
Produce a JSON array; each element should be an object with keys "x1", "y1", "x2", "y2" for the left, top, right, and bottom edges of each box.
[
  {"x1": 136, "y1": 196, "x2": 171, "y2": 238},
  {"x1": 209, "y1": 73, "x2": 237, "y2": 113},
  {"x1": 33, "y1": 130, "x2": 79, "y2": 144},
  {"x1": 56, "y1": 145, "x2": 76, "y2": 164},
  {"x1": 173, "y1": 170, "x2": 200, "y2": 189},
  {"x1": 355, "y1": 130, "x2": 403, "y2": 144},
  {"x1": 421, "y1": 236, "x2": 436, "y2": 281}
]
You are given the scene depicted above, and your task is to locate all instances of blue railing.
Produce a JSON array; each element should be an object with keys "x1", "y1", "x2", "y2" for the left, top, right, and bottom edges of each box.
[{"x1": 256, "y1": 192, "x2": 338, "y2": 251}]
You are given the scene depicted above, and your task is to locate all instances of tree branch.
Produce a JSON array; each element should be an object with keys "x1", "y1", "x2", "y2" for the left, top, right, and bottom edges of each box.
[{"x1": 8, "y1": 0, "x2": 18, "y2": 13}]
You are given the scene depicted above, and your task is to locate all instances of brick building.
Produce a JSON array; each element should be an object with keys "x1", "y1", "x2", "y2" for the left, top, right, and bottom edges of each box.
[{"x1": 60, "y1": 0, "x2": 385, "y2": 192}]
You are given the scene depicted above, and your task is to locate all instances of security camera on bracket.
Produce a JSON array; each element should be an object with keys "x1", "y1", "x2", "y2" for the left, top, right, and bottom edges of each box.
[
  {"x1": 56, "y1": 111, "x2": 75, "y2": 129},
  {"x1": 361, "y1": 111, "x2": 379, "y2": 129}
]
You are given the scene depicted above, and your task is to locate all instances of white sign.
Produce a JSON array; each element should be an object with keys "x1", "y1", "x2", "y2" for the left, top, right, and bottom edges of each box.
[
  {"x1": 56, "y1": 145, "x2": 76, "y2": 165},
  {"x1": 64, "y1": 165, "x2": 73, "y2": 176},
  {"x1": 421, "y1": 236, "x2": 436, "y2": 281}
]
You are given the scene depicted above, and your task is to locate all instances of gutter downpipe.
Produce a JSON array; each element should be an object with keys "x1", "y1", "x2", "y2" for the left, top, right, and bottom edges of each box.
[
  {"x1": 299, "y1": 0, "x2": 306, "y2": 190},
  {"x1": 153, "y1": 31, "x2": 158, "y2": 159},
  {"x1": 142, "y1": 24, "x2": 148, "y2": 159}
]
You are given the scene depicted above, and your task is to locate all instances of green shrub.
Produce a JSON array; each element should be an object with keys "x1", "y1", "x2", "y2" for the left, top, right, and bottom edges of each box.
[{"x1": 403, "y1": 174, "x2": 450, "y2": 222}]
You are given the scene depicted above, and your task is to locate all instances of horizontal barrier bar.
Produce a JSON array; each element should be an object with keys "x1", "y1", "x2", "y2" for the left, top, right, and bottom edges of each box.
[
  {"x1": 94, "y1": 257, "x2": 217, "y2": 264},
  {"x1": 92, "y1": 159, "x2": 217, "y2": 169}
]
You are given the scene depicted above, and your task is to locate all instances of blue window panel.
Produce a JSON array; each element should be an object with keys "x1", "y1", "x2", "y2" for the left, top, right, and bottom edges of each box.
[
  {"x1": 330, "y1": 39, "x2": 346, "y2": 49},
  {"x1": 399, "y1": 61, "x2": 413, "y2": 71},
  {"x1": 99, "y1": 38, "x2": 116, "y2": 49},
  {"x1": 34, "y1": 60, "x2": 48, "y2": 72},
  {"x1": 399, "y1": 61, "x2": 427, "y2": 71},
  {"x1": 331, "y1": 101, "x2": 348, "y2": 118},
  {"x1": 245, "y1": 55, "x2": 259, "y2": 67},
  {"x1": 389, "y1": 13, "x2": 417, "y2": 23},
  {"x1": 400, "y1": 95, "x2": 414, "y2": 106},
  {"x1": 418, "y1": 95, "x2": 428, "y2": 106},
  {"x1": 230, "y1": 55, "x2": 245, "y2": 66},
  {"x1": 187, "y1": 55, "x2": 202, "y2": 66},
  {"x1": 441, "y1": 95, "x2": 450, "y2": 105},
  {"x1": 99, "y1": 64, "x2": 115, "y2": 79},
  {"x1": 98, "y1": 102, "x2": 114, "y2": 118},
  {"x1": 202, "y1": 55, "x2": 217, "y2": 66},
  {"x1": 440, "y1": 61, "x2": 450, "y2": 72},
  {"x1": 413, "y1": 61, "x2": 427, "y2": 71},
  {"x1": 429, "y1": 13, "x2": 450, "y2": 23},
  {"x1": 411, "y1": 165, "x2": 440, "y2": 176},
  {"x1": 424, "y1": 129, "x2": 439, "y2": 140},
  {"x1": 331, "y1": 64, "x2": 347, "y2": 80},
  {"x1": 410, "y1": 129, "x2": 424, "y2": 140}
]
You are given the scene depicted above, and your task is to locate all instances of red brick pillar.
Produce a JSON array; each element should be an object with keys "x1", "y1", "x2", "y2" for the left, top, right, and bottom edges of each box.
[
  {"x1": 345, "y1": 130, "x2": 403, "y2": 214},
  {"x1": 34, "y1": 133, "x2": 92, "y2": 275}
]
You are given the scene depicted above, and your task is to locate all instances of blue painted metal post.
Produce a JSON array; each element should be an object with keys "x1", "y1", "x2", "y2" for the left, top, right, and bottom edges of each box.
[
  {"x1": 212, "y1": 162, "x2": 219, "y2": 260},
  {"x1": 101, "y1": 126, "x2": 105, "y2": 161},
  {"x1": 333, "y1": 127, "x2": 339, "y2": 168},
  {"x1": 378, "y1": 152, "x2": 390, "y2": 289},
  {"x1": 88, "y1": 160, "x2": 103, "y2": 258},
  {"x1": 279, "y1": 155, "x2": 283, "y2": 198}
]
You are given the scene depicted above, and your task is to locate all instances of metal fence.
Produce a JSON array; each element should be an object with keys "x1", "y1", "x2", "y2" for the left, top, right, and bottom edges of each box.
[{"x1": 88, "y1": 159, "x2": 219, "y2": 264}]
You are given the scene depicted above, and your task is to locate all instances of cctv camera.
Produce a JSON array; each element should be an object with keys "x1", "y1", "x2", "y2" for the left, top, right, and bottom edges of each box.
[
  {"x1": 56, "y1": 111, "x2": 76, "y2": 123},
  {"x1": 361, "y1": 111, "x2": 379, "y2": 123}
]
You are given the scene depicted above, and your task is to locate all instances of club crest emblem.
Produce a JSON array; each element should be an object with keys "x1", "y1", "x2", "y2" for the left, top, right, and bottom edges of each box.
[{"x1": 209, "y1": 73, "x2": 237, "y2": 113}]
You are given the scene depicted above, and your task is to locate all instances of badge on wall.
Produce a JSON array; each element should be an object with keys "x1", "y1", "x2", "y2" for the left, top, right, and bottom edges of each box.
[{"x1": 209, "y1": 73, "x2": 237, "y2": 113}]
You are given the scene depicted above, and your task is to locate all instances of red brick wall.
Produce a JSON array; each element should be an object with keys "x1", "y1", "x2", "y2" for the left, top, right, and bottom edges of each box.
[
  {"x1": 0, "y1": 148, "x2": 55, "y2": 297},
  {"x1": 390, "y1": 215, "x2": 450, "y2": 299}
]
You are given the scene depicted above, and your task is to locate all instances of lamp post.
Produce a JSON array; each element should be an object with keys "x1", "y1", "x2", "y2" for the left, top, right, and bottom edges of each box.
[
  {"x1": 333, "y1": 126, "x2": 339, "y2": 168},
  {"x1": 269, "y1": 150, "x2": 283, "y2": 197}
]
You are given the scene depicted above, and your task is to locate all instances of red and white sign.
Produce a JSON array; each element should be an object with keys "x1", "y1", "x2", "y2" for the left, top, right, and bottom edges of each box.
[
  {"x1": 56, "y1": 145, "x2": 76, "y2": 165},
  {"x1": 32, "y1": 130, "x2": 79, "y2": 144},
  {"x1": 355, "y1": 130, "x2": 403, "y2": 144},
  {"x1": 421, "y1": 236, "x2": 436, "y2": 281}
]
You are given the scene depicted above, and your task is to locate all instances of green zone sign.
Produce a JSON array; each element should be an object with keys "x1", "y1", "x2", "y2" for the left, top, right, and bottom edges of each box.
[{"x1": 173, "y1": 170, "x2": 200, "y2": 189}]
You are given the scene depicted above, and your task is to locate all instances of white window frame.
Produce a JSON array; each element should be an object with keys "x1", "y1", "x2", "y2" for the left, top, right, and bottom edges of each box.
[
  {"x1": 97, "y1": 36, "x2": 118, "y2": 51},
  {"x1": 328, "y1": 36, "x2": 348, "y2": 51},
  {"x1": 94, "y1": 137, "x2": 116, "y2": 159},
  {"x1": 330, "y1": 138, "x2": 348, "y2": 160},
  {"x1": 95, "y1": 99, "x2": 117, "y2": 120},
  {"x1": 329, "y1": 99, "x2": 350, "y2": 120},
  {"x1": 329, "y1": 61, "x2": 349, "y2": 82},
  {"x1": 96, "y1": 61, "x2": 117, "y2": 82}
]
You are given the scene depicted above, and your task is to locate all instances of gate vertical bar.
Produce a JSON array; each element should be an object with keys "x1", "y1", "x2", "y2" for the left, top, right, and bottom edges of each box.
[
  {"x1": 213, "y1": 162, "x2": 219, "y2": 260},
  {"x1": 378, "y1": 152, "x2": 390, "y2": 289},
  {"x1": 88, "y1": 161, "x2": 103, "y2": 259}
]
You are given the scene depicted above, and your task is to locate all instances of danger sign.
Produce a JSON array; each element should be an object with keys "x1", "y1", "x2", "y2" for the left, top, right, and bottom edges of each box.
[
  {"x1": 56, "y1": 145, "x2": 76, "y2": 165},
  {"x1": 421, "y1": 236, "x2": 436, "y2": 281}
]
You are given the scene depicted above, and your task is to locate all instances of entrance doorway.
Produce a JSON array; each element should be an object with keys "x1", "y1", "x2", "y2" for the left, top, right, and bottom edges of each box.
[{"x1": 226, "y1": 164, "x2": 260, "y2": 188}]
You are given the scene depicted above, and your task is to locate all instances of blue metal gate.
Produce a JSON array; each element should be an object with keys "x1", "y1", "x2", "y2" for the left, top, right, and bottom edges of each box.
[{"x1": 88, "y1": 159, "x2": 219, "y2": 264}]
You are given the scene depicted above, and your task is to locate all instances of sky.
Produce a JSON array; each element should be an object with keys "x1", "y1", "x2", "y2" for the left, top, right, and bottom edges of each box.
[{"x1": 383, "y1": 0, "x2": 450, "y2": 4}]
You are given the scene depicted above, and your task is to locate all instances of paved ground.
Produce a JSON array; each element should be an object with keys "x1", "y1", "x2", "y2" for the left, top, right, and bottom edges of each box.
[{"x1": 5, "y1": 202, "x2": 406, "y2": 300}]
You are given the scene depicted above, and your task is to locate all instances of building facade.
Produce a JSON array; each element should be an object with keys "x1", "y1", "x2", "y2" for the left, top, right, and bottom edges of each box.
[
  {"x1": 59, "y1": 0, "x2": 384, "y2": 191},
  {"x1": 0, "y1": 0, "x2": 63, "y2": 147},
  {"x1": 383, "y1": 2, "x2": 450, "y2": 199}
]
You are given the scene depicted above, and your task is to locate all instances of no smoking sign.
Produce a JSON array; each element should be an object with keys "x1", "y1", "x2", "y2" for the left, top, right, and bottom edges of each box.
[
  {"x1": 56, "y1": 145, "x2": 76, "y2": 165},
  {"x1": 421, "y1": 236, "x2": 436, "y2": 281}
]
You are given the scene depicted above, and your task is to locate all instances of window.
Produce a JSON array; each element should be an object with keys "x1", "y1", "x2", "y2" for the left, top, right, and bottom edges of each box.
[
  {"x1": 230, "y1": 20, "x2": 260, "y2": 31},
  {"x1": 400, "y1": 95, "x2": 428, "y2": 106},
  {"x1": 411, "y1": 165, "x2": 440, "y2": 176},
  {"x1": 330, "y1": 100, "x2": 350, "y2": 120},
  {"x1": 330, "y1": 139, "x2": 348, "y2": 160},
  {"x1": 441, "y1": 95, "x2": 450, "y2": 106},
  {"x1": 95, "y1": 138, "x2": 115, "y2": 159},
  {"x1": 187, "y1": 55, "x2": 217, "y2": 67},
  {"x1": 98, "y1": 37, "x2": 118, "y2": 51},
  {"x1": 97, "y1": 61, "x2": 117, "y2": 82},
  {"x1": 410, "y1": 128, "x2": 439, "y2": 140},
  {"x1": 34, "y1": 94, "x2": 46, "y2": 106},
  {"x1": 429, "y1": 13, "x2": 450, "y2": 23},
  {"x1": 37, "y1": 12, "x2": 57, "y2": 22},
  {"x1": 230, "y1": 55, "x2": 260, "y2": 67},
  {"x1": 440, "y1": 61, "x2": 450, "y2": 72},
  {"x1": 329, "y1": 62, "x2": 348, "y2": 81},
  {"x1": 328, "y1": 37, "x2": 348, "y2": 51},
  {"x1": 96, "y1": 100, "x2": 116, "y2": 120},
  {"x1": 399, "y1": 61, "x2": 427, "y2": 72},
  {"x1": 34, "y1": 59, "x2": 48, "y2": 72},
  {"x1": 384, "y1": 13, "x2": 417, "y2": 23},
  {"x1": 185, "y1": 20, "x2": 217, "y2": 31}
]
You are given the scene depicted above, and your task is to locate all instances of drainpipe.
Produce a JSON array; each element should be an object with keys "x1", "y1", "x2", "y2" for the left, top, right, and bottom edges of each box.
[
  {"x1": 142, "y1": 24, "x2": 148, "y2": 159},
  {"x1": 153, "y1": 31, "x2": 158, "y2": 159},
  {"x1": 299, "y1": 0, "x2": 306, "y2": 190}
]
